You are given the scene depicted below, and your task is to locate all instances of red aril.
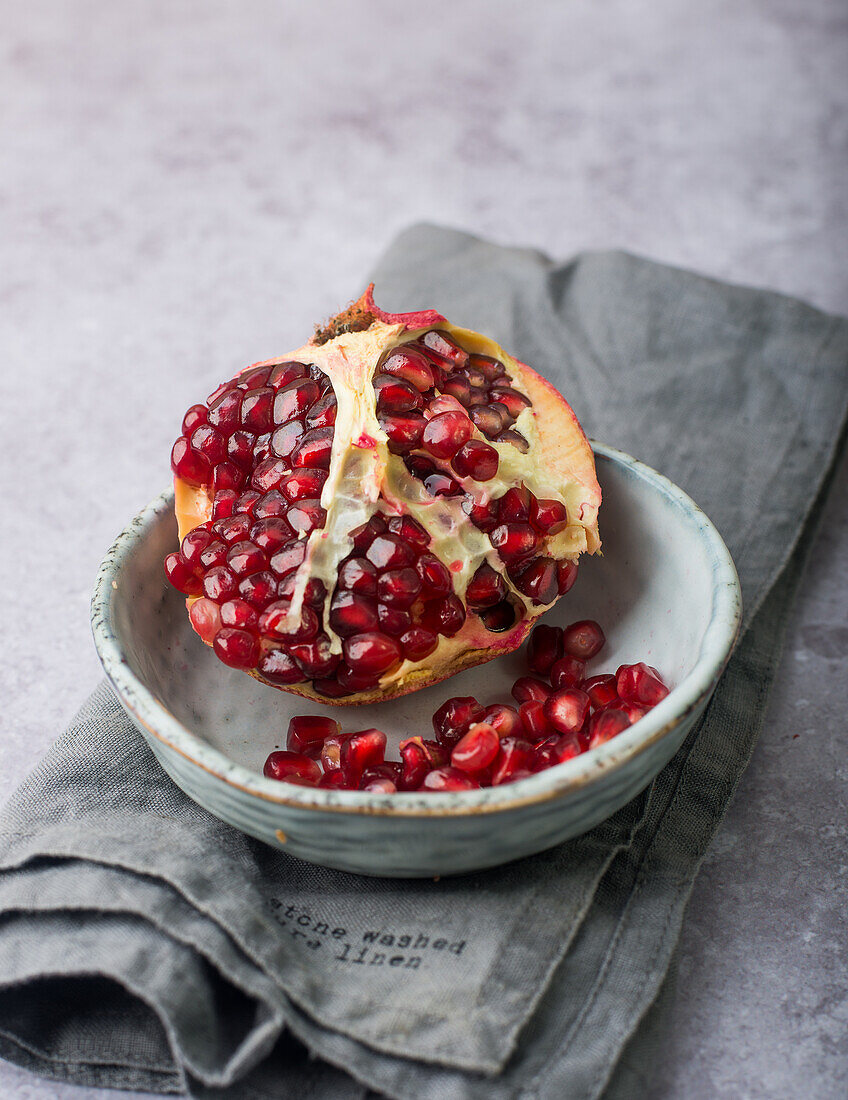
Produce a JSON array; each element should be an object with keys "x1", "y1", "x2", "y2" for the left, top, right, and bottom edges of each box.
[
  {"x1": 550, "y1": 655, "x2": 586, "y2": 689},
  {"x1": 287, "y1": 715, "x2": 341, "y2": 754},
  {"x1": 511, "y1": 677, "x2": 552, "y2": 705},
  {"x1": 526, "y1": 624, "x2": 564, "y2": 675},
  {"x1": 543, "y1": 688, "x2": 590, "y2": 734},
  {"x1": 451, "y1": 723, "x2": 500, "y2": 772},
  {"x1": 263, "y1": 750, "x2": 321, "y2": 783},
  {"x1": 583, "y1": 674, "x2": 619, "y2": 710},
  {"x1": 562, "y1": 619, "x2": 606, "y2": 659},
  {"x1": 432, "y1": 696, "x2": 486, "y2": 747},
  {"x1": 587, "y1": 707, "x2": 631, "y2": 748},
  {"x1": 421, "y1": 767, "x2": 480, "y2": 791},
  {"x1": 616, "y1": 663, "x2": 670, "y2": 706}
]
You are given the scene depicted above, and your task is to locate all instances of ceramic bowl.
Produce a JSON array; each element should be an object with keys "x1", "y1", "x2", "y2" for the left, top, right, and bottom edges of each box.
[{"x1": 91, "y1": 443, "x2": 741, "y2": 877}]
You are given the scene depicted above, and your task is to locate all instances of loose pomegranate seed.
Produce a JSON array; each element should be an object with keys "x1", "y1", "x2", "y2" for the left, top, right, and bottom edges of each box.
[
  {"x1": 182, "y1": 403, "x2": 208, "y2": 435},
  {"x1": 556, "y1": 560, "x2": 579, "y2": 595},
  {"x1": 532, "y1": 734, "x2": 581, "y2": 771},
  {"x1": 202, "y1": 564, "x2": 239, "y2": 602},
  {"x1": 338, "y1": 556, "x2": 378, "y2": 594},
  {"x1": 273, "y1": 378, "x2": 320, "y2": 423},
  {"x1": 527, "y1": 625, "x2": 564, "y2": 675},
  {"x1": 544, "y1": 688, "x2": 590, "y2": 734},
  {"x1": 416, "y1": 553, "x2": 452, "y2": 595},
  {"x1": 380, "y1": 346, "x2": 435, "y2": 391},
  {"x1": 329, "y1": 591, "x2": 379, "y2": 636},
  {"x1": 362, "y1": 777, "x2": 397, "y2": 793},
  {"x1": 480, "y1": 703, "x2": 520, "y2": 739},
  {"x1": 291, "y1": 427, "x2": 334, "y2": 469},
  {"x1": 319, "y1": 732, "x2": 351, "y2": 771},
  {"x1": 171, "y1": 437, "x2": 211, "y2": 486},
  {"x1": 377, "y1": 567, "x2": 422, "y2": 608},
  {"x1": 189, "y1": 597, "x2": 222, "y2": 642},
  {"x1": 550, "y1": 655, "x2": 587, "y2": 689},
  {"x1": 257, "y1": 649, "x2": 304, "y2": 684},
  {"x1": 263, "y1": 750, "x2": 321, "y2": 783},
  {"x1": 624, "y1": 702, "x2": 650, "y2": 724},
  {"x1": 421, "y1": 767, "x2": 480, "y2": 791},
  {"x1": 511, "y1": 676, "x2": 552, "y2": 705},
  {"x1": 588, "y1": 707, "x2": 631, "y2": 748},
  {"x1": 489, "y1": 523, "x2": 538, "y2": 563},
  {"x1": 400, "y1": 627, "x2": 438, "y2": 661},
  {"x1": 226, "y1": 541, "x2": 268, "y2": 577},
  {"x1": 452, "y1": 440, "x2": 499, "y2": 481},
  {"x1": 491, "y1": 737, "x2": 533, "y2": 785},
  {"x1": 513, "y1": 557, "x2": 559, "y2": 605},
  {"x1": 518, "y1": 700, "x2": 550, "y2": 739},
  {"x1": 377, "y1": 602, "x2": 412, "y2": 637},
  {"x1": 340, "y1": 728, "x2": 387, "y2": 785},
  {"x1": 286, "y1": 714, "x2": 341, "y2": 754},
  {"x1": 220, "y1": 598, "x2": 259, "y2": 631},
  {"x1": 561, "y1": 620, "x2": 605, "y2": 660},
  {"x1": 381, "y1": 413, "x2": 426, "y2": 453},
  {"x1": 343, "y1": 632, "x2": 402, "y2": 676},
  {"x1": 271, "y1": 419, "x2": 303, "y2": 459},
  {"x1": 213, "y1": 627, "x2": 260, "y2": 669},
  {"x1": 465, "y1": 562, "x2": 507, "y2": 608},
  {"x1": 287, "y1": 499, "x2": 327, "y2": 535},
  {"x1": 318, "y1": 769, "x2": 348, "y2": 789},
  {"x1": 616, "y1": 663, "x2": 670, "y2": 706},
  {"x1": 433, "y1": 696, "x2": 485, "y2": 748},
  {"x1": 451, "y1": 723, "x2": 500, "y2": 772},
  {"x1": 366, "y1": 534, "x2": 414, "y2": 570},
  {"x1": 422, "y1": 411, "x2": 473, "y2": 459},
  {"x1": 420, "y1": 329, "x2": 469, "y2": 365},
  {"x1": 583, "y1": 674, "x2": 619, "y2": 710},
  {"x1": 398, "y1": 737, "x2": 445, "y2": 790},
  {"x1": 360, "y1": 762, "x2": 402, "y2": 787},
  {"x1": 258, "y1": 603, "x2": 319, "y2": 642},
  {"x1": 373, "y1": 374, "x2": 423, "y2": 414}
]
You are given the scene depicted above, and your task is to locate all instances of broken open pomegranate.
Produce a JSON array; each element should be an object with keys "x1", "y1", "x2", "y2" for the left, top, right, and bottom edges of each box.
[{"x1": 165, "y1": 288, "x2": 601, "y2": 703}]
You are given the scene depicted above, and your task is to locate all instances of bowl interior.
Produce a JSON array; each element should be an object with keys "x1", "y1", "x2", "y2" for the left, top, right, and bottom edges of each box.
[{"x1": 106, "y1": 447, "x2": 727, "y2": 781}]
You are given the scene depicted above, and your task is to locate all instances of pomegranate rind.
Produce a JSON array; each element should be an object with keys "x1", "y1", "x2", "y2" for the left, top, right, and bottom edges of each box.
[{"x1": 172, "y1": 292, "x2": 601, "y2": 704}]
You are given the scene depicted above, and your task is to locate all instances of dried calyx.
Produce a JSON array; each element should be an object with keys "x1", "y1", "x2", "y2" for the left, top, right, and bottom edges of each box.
[{"x1": 164, "y1": 287, "x2": 601, "y2": 703}]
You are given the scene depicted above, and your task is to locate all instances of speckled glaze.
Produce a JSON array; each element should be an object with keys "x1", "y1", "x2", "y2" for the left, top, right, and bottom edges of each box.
[{"x1": 91, "y1": 444, "x2": 741, "y2": 877}]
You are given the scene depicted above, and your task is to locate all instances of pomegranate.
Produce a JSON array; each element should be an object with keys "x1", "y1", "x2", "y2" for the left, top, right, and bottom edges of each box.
[{"x1": 166, "y1": 288, "x2": 601, "y2": 703}]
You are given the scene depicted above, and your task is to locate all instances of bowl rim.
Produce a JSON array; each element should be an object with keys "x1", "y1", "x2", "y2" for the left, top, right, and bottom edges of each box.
[{"x1": 91, "y1": 442, "x2": 742, "y2": 818}]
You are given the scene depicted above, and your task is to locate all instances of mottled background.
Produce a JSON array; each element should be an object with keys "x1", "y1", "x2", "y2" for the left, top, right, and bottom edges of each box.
[{"x1": 1, "y1": 1, "x2": 846, "y2": 1097}]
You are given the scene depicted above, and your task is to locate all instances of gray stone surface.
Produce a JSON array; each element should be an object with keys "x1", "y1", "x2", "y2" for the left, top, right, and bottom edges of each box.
[{"x1": 0, "y1": 1, "x2": 845, "y2": 1097}]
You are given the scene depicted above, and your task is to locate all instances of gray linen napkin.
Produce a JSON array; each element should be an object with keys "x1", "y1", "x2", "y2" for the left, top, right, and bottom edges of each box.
[{"x1": 2, "y1": 226, "x2": 846, "y2": 1099}]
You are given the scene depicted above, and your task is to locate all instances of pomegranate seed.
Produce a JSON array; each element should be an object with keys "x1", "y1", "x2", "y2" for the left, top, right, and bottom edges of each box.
[
  {"x1": 190, "y1": 424, "x2": 227, "y2": 465},
  {"x1": 238, "y1": 571, "x2": 277, "y2": 607},
  {"x1": 398, "y1": 737, "x2": 444, "y2": 790},
  {"x1": 387, "y1": 515, "x2": 430, "y2": 548},
  {"x1": 377, "y1": 567, "x2": 422, "y2": 608},
  {"x1": 207, "y1": 389, "x2": 243, "y2": 434},
  {"x1": 212, "y1": 489, "x2": 238, "y2": 519},
  {"x1": 236, "y1": 489, "x2": 263, "y2": 516},
  {"x1": 279, "y1": 468, "x2": 328, "y2": 501},
  {"x1": 462, "y1": 365, "x2": 486, "y2": 388},
  {"x1": 484, "y1": 703, "x2": 522, "y2": 739},
  {"x1": 562, "y1": 620, "x2": 606, "y2": 659},
  {"x1": 531, "y1": 498, "x2": 569, "y2": 534},
  {"x1": 424, "y1": 470, "x2": 463, "y2": 498},
  {"x1": 452, "y1": 440, "x2": 499, "y2": 480},
  {"x1": 400, "y1": 627, "x2": 438, "y2": 661},
  {"x1": 416, "y1": 553, "x2": 452, "y2": 595},
  {"x1": 286, "y1": 714, "x2": 340, "y2": 755},
  {"x1": 198, "y1": 539, "x2": 228, "y2": 570},
  {"x1": 421, "y1": 767, "x2": 480, "y2": 791},
  {"x1": 544, "y1": 688, "x2": 590, "y2": 734},
  {"x1": 202, "y1": 564, "x2": 239, "y2": 602},
  {"x1": 213, "y1": 627, "x2": 260, "y2": 669},
  {"x1": 340, "y1": 728, "x2": 387, "y2": 785},
  {"x1": 288, "y1": 635, "x2": 340, "y2": 678},
  {"x1": 178, "y1": 527, "x2": 213, "y2": 567},
  {"x1": 189, "y1": 596, "x2": 221, "y2": 642},
  {"x1": 468, "y1": 353, "x2": 506, "y2": 381},
  {"x1": 588, "y1": 707, "x2": 631, "y2": 748},
  {"x1": 551, "y1": 655, "x2": 587, "y2": 689},
  {"x1": 373, "y1": 374, "x2": 423, "y2": 414},
  {"x1": 291, "y1": 427, "x2": 334, "y2": 469},
  {"x1": 333, "y1": 664, "x2": 379, "y2": 693},
  {"x1": 212, "y1": 461, "x2": 245, "y2": 493},
  {"x1": 268, "y1": 360, "x2": 308, "y2": 388},
  {"x1": 171, "y1": 437, "x2": 211, "y2": 486},
  {"x1": 273, "y1": 379, "x2": 320, "y2": 423},
  {"x1": 329, "y1": 591, "x2": 379, "y2": 636},
  {"x1": 318, "y1": 769, "x2": 348, "y2": 789},
  {"x1": 518, "y1": 701, "x2": 550, "y2": 740},
  {"x1": 338, "y1": 556, "x2": 378, "y2": 594},
  {"x1": 381, "y1": 413, "x2": 426, "y2": 453},
  {"x1": 380, "y1": 346, "x2": 434, "y2": 391},
  {"x1": 226, "y1": 541, "x2": 267, "y2": 577},
  {"x1": 220, "y1": 598, "x2": 259, "y2": 631},
  {"x1": 420, "y1": 329, "x2": 468, "y2": 365},
  {"x1": 269, "y1": 539, "x2": 307, "y2": 576},
  {"x1": 432, "y1": 696, "x2": 485, "y2": 748},
  {"x1": 492, "y1": 388, "x2": 531, "y2": 418},
  {"x1": 258, "y1": 603, "x2": 319, "y2": 642},
  {"x1": 306, "y1": 391, "x2": 337, "y2": 428},
  {"x1": 557, "y1": 560, "x2": 579, "y2": 595},
  {"x1": 182, "y1": 403, "x2": 208, "y2": 435},
  {"x1": 377, "y1": 602, "x2": 412, "y2": 636},
  {"x1": 343, "y1": 632, "x2": 402, "y2": 676},
  {"x1": 511, "y1": 677, "x2": 552, "y2": 705},
  {"x1": 624, "y1": 702, "x2": 650, "y2": 724},
  {"x1": 462, "y1": 495, "x2": 499, "y2": 532},
  {"x1": 532, "y1": 734, "x2": 582, "y2": 771},
  {"x1": 527, "y1": 625, "x2": 563, "y2": 675},
  {"x1": 238, "y1": 365, "x2": 271, "y2": 390},
  {"x1": 616, "y1": 663, "x2": 669, "y2": 706},
  {"x1": 250, "y1": 517, "x2": 293, "y2": 554},
  {"x1": 490, "y1": 523, "x2": 538, "y2": 563},
  {"x1": 362, "y1": 777, "x2": 397, "y2": 793},
  {"x1": 257, "y1": 649, "x2": 305, "y2": 684},
  {"x1": 286, "y1": 499, "x2": 327, "y2": 534},
  {"x1": 469, "y1": 405, "x2": 505, "y2": 437},
  {"x1": 513, "y1": 557, "x2": 559, "y2": 605},
  {"x1": 263, "y1": 750, "x2": 321, "y2": 783},
  {"x1": 251, "y1": 456, "x2": 287, "y2": 492},
  {"x1": 583, "y1": 674, "x2": 619, "y2": 709},
  {"x1": 240, "y1": 387, "x2": 275, "y2": 432},
  {"x1": 360, "y1": 763, "x2": 402, "y2": 787},
  {"x1": 498, "y1": 487, "x2": 531, "y2": 523},
  {"x1": 465, "y1": 562, "x2": 506, "y2": 609},
  {"x1": 440, "y1": 376, "x2": 472, "y2": 406},
  {"x1": 422, "y1": 410, "x2": 473, "y2": 459},
  {"x1": 421, "y1": 594, "x2": 466, "y2": 636},
  {"x1": 226, "y1": 430, "x2": 255, "y2": 467},
  {"x1": 320, "y1": 732, "x2": 350, "y2": 771},
  {"x1": 452, "y1": 723, "x2": 500, "y2": 772},
  {"x1": 426, "y1": 394, "x2": 466, "y2": 418},
  {"x1": 271, "y1": 419, "x2": 303, "y2": 459},
  {"x1": 366, "y1": 534, "x2": 414, "y2": 570},
  {"x1": 479, "y1": 600, "x2": 517, "y2": 632},
  {"x1": 496, "y1": 430, "x2": 529, "y2": 452},
  {"x1": 491, "y1": 737, "x2": 533, "y2": 785}
]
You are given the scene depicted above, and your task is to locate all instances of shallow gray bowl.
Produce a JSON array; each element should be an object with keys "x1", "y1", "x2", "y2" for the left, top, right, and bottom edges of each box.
[{"x1": 91, "y1": 444, "x2": 741, "y2": 877}]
